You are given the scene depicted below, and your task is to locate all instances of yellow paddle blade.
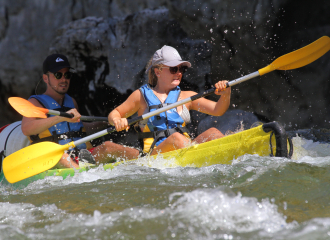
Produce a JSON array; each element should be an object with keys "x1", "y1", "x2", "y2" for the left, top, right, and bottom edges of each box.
[
  {"x1": 8, "y1": 97, "x2": 48, "y2": 118},
  {"x1": 259, "y1": 36, "x2": 330, "y2": 75},
  {"x1": 3, "y1": 141, "x2": 74, "y2": 183}
]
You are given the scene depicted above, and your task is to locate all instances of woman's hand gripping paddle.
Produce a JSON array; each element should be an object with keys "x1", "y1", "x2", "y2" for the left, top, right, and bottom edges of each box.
[
  {"x1": 3, "y1": 36, "x2": 330, "y2": 184},
  {"x1": 8, "y1": 97, "x2": 108, "y2": 122}
]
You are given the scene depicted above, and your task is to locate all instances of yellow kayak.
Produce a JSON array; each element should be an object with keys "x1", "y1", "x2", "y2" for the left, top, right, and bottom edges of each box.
[{"x1": 0, "y1": 121, "x2": 292, "y2": 188}]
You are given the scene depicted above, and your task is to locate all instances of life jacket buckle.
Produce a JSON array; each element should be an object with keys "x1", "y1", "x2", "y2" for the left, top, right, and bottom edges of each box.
[{"x1": 164, "y1": 129, "x2": 171, "y2": 137}]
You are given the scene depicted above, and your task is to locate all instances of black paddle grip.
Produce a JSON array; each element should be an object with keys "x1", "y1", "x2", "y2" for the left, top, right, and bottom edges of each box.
[
  {"x1": 106, "y1": 116, "x2": 144, "y2": 134},
  {"x1": 190, "y1": 88, "x2": 216, "y2": 101},
  {"x1": 59, "y1": 112, "x2": 74, "y2": 118}
]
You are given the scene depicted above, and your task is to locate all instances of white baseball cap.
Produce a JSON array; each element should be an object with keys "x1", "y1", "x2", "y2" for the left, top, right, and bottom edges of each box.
[{"x1": 145, "y1": 45, "x2": 192, "y2": 73}]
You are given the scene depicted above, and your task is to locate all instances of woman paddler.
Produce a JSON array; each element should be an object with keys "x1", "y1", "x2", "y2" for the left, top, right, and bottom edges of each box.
[{"x1": 107, "y1": 45, "x2": 231, "y2": 157}]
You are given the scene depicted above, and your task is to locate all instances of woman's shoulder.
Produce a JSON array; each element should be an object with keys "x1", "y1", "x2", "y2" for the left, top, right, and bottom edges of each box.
[{"x1": 128, "y1": 89, "x2": 143, "y2": 100}]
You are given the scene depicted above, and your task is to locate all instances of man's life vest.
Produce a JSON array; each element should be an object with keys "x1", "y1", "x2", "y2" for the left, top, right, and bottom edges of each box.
[
  {"x1": 28, "y1": 94, "x2": 88, "y2": 150},
  {"x1": 138, "y1": 84, "x2": 190, "y2": 153}
]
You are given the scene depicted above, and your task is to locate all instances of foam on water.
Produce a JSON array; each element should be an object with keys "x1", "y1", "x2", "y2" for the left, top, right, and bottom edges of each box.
[
  {"x1": 19, "y1": 163, "x2": 154, "y2": 193},
  {"x1": 0, "y1": 187, "x2": 299, "y2": 239},
  {"x1": 0, "y1": 202, "x2": 66, "y2": 238},
  {"x1": 167, "y1": 188, "x2": 297, "y2": 237},
  {"x1": 2, "y1": 135, "x2": 326, "y2": 192},
  {"x1": 18, "y1": 135, "x2": 324, "y2": 194},
  {"x1": 2, "y1": 135, "x2": 330, "y2": 238},
  {"x1": 130, "y1": 153, "x2": 179, "y2": 169},
  {"x1": 2, "y1": 189, "x2": 330, "y2": 239},
  {"x1": 3, "y1": 185, "x2": 329, "y2": 239},
  {"x1": 291, "y1": 136, "x2": 330, "y2": 166}
]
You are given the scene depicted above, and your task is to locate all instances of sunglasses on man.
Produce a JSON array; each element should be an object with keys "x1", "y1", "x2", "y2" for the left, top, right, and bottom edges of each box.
[
  {"x1": 162, "y1": 65, "x2": 188, "y2": 74},
  {"x1": 50, "y1": 71, "x2": 73, "y2": 80}
]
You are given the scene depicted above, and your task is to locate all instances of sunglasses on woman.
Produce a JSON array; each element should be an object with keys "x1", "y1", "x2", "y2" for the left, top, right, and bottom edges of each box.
[
  {"x1": 162, "y1": 65, "x2": 188, "y2": 74},
  {"x1": 51, "y1": 71, "x2": 73, "y2": 80}
]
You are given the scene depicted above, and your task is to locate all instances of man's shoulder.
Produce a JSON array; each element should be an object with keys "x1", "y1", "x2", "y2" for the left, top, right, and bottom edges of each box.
[{"x1": 28, "y1": 96, "x2": 44, "y2": 108}]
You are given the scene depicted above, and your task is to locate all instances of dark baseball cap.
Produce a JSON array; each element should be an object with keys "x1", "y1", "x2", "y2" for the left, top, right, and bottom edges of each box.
[{"x1": 43, "y1": 54, "x2": 72, "y2": 74}]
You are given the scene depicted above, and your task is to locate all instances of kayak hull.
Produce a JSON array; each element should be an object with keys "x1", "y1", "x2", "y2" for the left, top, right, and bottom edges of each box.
[{"x1": 0, "y1": 121, "x2": 292, "y2": 188}]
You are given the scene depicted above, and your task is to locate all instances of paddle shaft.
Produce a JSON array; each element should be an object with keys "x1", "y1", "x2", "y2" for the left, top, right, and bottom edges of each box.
[
  {"x1": 227, "y1": 71, "x2": 260, "y2": 87},
  {"x1": 48, "y1": 109, "x2": 108, "y2": 122}
]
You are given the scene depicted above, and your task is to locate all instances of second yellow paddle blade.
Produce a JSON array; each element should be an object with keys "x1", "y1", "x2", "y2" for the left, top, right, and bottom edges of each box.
[
  {"x1": 259, "y1": 36, "x2": 330, "y2": 75},
  {"x1": 8, "y1": 97, "x2": 48, "y2": 118},
  {"x1": 3, "y1": 142, "x2": 70, "y2": 183}
]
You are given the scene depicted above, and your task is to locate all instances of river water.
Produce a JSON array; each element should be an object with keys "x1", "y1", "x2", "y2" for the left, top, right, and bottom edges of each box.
[{"x1": 1, "y1": 135, "x2": 330, "y2": 239}]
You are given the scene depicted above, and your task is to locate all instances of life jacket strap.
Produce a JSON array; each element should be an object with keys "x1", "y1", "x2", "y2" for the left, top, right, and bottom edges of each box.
[{"x1": 30, "y1": 127, "x2": 87, "y2": 144}]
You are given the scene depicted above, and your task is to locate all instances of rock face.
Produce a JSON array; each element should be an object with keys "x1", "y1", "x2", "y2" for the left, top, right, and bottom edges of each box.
[
  {"x1": 50, "y1": 11, "x2": 213, "y2": 118},
  {"x1": 1, "y1": 0, "x2": 330, "y2": 134},
  {"x1": 168, "y1": 0, "x2": 330, "y2": 130}
]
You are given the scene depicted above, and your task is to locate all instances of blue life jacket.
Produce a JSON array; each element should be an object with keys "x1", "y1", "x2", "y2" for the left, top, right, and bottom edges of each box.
[
  {"x1": 28, "y1": 94, "x2": 87, "y2": 149},
  {"x1": 138, "y1": 84, "x2": 189, "y2": 152}
]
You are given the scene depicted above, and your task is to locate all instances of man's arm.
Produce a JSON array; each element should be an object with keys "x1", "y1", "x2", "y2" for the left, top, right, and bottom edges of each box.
[{"x1": 21, "y1": 98, "x2": 81, "y2": 136}]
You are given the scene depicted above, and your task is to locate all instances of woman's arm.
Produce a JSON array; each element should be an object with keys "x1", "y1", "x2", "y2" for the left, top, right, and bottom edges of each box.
[
  {"x1": 187, "y1": 80, "x2": 231, "y2": 116},
  {"x1": 108, "y1": 89, "x2": 142, "y2": 131}
]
